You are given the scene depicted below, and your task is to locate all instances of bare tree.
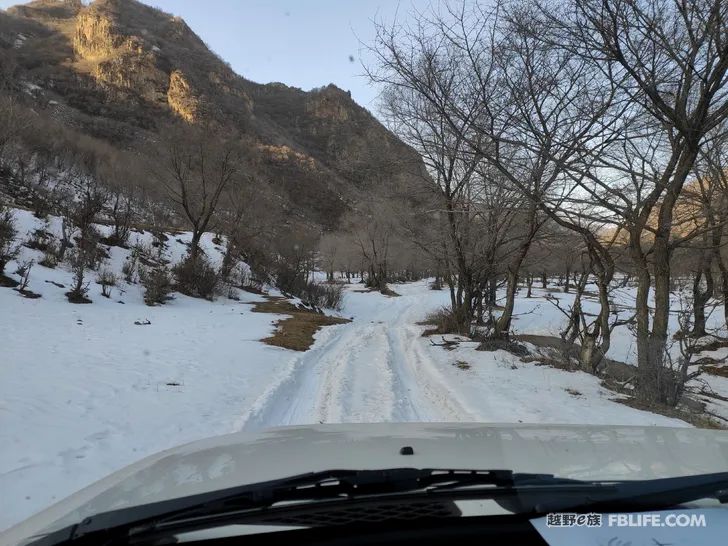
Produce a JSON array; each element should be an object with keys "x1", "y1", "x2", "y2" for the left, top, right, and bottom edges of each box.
[
  {"x1": 542, "y1": 0, "x2": 728, "y2": 404},
  {"x1": 688, "y1": 128, "x2": 728, "y2": 331},
  {"x1": 155, "y1": 124, "x2": 240, "y2": 267},
  {"x1": 318, "y1": 232, "x2": 342, "y2": 282},
  {"x1": 98, "y1": 153, "x2": 139, "y2": 247},
  {"x1": 369, "y1": 1, "x2": 617, "y2": 350},
  {"x1": 344, "y1": 198, "x2": 400, "y2": 292},
  {"x1": 61, "y1": 153, "x2": 107, "y2": 302}
]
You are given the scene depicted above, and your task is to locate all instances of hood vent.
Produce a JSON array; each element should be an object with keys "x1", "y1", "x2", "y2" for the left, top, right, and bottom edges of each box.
[{"x1": 258, "y1": 499, "x2": 461, "y2": 527}]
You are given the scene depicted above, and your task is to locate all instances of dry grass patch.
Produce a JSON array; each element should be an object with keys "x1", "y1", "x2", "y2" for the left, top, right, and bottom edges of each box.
[
  {"x1": 453, "y1": 360, "x2": 471, "y2": 370},
  {"x1": 702, "y1": 365, "x2": 728, "y2": 378},
  {"x1": 353, "y1": 287, "x2": 401, "y2": 297},
  {"x1": 613, "y1": 396, "x2": 725, "y2": 430},
  {"x1": 252, "y1": 296, "x2": 350, "y2": 351},
  {"x1": 564, "y1": 387, "x2": 583, "y2": 397},
  {"x1": 420, "y1": 307, "x2": 470, "y2": 337},
  {"x1": 693, "y1": 338, "x2": 728, "y2": 353},
  {"x1": 0, "y1": 275, "x2": 20, "y2": 288}
]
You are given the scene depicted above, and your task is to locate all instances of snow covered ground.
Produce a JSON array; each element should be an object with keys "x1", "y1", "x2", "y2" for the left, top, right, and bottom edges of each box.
[
  {"x1": 512, "y1": 284, "x2": 728, "y2": 366},
  {"x1": 239, "y1": 281, "x2": 687, "y2": 429},
  {"x1": 0, "y1": 207, "x2": 724, "y2": 531},
  {"x1": 0, "y1": 210, "x2": 305, "y2": 530}
]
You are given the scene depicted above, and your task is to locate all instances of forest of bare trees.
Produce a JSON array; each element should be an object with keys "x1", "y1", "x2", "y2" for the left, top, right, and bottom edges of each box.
[{"x1": 366, "y1": 0, "x2": 728, "y2": 406}]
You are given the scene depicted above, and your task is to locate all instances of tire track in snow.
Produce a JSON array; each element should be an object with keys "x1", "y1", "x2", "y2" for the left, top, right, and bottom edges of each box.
[
  {"x1": 231, "y1": 324, "x2": 345, "y2": 431},
  {"x1": 386, "y1": 308, "x2": 477, "y2": 422},
  {"x1": 310, "y1": 322, "x2": 393, "y2": 423},
  {"x1": 237, "y1": 284, "x2": 474, "y2": 431}
]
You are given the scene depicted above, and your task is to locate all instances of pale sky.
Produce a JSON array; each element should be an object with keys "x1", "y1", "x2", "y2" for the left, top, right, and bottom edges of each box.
[{"x1": 1, "y1": 0, "x2": 432, "y2": 112}]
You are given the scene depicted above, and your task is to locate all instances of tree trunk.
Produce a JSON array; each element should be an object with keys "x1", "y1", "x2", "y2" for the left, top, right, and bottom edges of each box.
[
  {"x1": 58, "y1": 217, "x2": 71, "y2": 262},
  {"x1": 562, "y1": 271, "x2": 588, "y2": 346},
  {"x1": 586, "y1": 272, "x2": 613, "y2": 373},
  {"x1": 633, "y1": 143, "x2": 699, "y2": 405},
  {"x1": 691, "y1": 247, "x2": 714, "y2": 338},
  {"x1": 487, "y1": 277, "x2": 496, "y2": 305},
  {"x1": 493, "y1": 204, "x2": 539, "y2": 338},
  {"x1": 494, "y1": 269, "x2": 519, "y2": 338},
  {"x1": 631, "y1": 225, "x2": 674, "y2": 405},
  {"x1": 709, "y1": 220, "x2": 728, "y2": 331},
  {"x1": 475, "y1": 287, "x2": 485, "y2": 325},
  {"x1": 189, "y1": 229, "x2": 202, "y2": 265}
]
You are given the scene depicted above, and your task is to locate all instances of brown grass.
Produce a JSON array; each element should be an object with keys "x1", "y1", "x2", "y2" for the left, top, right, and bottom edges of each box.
[
  {"x1": 613, "y1": 396, "x2": 726, "y2": 430},
  {"x1": 564, "y1": 387, "x2": 583, "y2": 397},
  {"x1": 453, "y1": 360, "x2": 471, "y2": 370},
  {"x1": 419, "y1": 307, "x2": 470, "y2": 337},
  {"x1": 0, "y1": 275, "x2": 20, "y2": 288},
  {"x1": 694, "y1": 339, "x2": 728, "y2": 353},
  {"x1": 252, "y1": 297, "x2": 350, "y2": 351},
  {"x1": 702, "y1": 365, "x2": 728, "y2": 378},
  {"x1": 353, "y1": 287, "x2": 401, "y2": 297}
]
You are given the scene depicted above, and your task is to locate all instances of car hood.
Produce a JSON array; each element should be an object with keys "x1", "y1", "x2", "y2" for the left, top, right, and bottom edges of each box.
[{"x1": 4, "y1": 422, "x2": 728, "y2": 545}]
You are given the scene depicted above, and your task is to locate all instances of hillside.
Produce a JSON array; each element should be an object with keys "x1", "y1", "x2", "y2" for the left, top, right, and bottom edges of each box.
[{"x1": 0, "y1": 0, "x2": 424, "y2": 229}]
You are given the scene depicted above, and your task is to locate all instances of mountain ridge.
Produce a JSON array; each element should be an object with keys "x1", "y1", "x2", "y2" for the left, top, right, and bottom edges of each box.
[{"x1": 0, "y1": 0, "x2": 424, "y2": 229}]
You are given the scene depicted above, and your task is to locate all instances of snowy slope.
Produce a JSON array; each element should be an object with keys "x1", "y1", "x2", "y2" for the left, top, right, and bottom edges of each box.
[{"x1": 0, "y1": 209, "x2": 301, "y2": 529}]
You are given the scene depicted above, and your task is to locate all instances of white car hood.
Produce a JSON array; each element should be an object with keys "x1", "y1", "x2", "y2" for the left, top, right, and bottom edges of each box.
[{"x1": 4, "y1": 422, "x2": 728, "y2": 545}]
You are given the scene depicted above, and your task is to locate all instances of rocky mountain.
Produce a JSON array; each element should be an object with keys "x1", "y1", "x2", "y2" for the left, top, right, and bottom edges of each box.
[{"x1": 0, "y1": 0, "x2": 424, "y2": 229}]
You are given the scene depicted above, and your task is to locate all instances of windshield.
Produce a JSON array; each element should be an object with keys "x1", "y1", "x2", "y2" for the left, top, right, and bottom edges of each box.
[{"x1": 1, "y1": 0, "x2": 728, "y2": 545}]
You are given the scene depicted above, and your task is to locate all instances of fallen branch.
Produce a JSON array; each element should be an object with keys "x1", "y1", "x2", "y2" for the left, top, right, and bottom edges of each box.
[
  {"x1": 430, "y1": 336, "x2": 459, "y2": 348},
  {"x1": 705, "y1": 409, "x2": 728, "y2": 424}
]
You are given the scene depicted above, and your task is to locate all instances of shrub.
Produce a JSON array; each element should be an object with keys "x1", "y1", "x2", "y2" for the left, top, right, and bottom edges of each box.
[
  {"x1": 430, "y1": 278, "x2": 443, "y2": 290},
  {"x1": 31, "y1": 192, "x2": 52, "y2": 219},
  {"x1": 81, "y1": 227, "x2": 105, "y2": 271},
  {"x1": 15, "y1": 259, "x2": 34, "y2": 291},
  {"x1": 24, "y1": 228, "x2": 52, "y2": 252},
  {"x1": 422, "y1": 306, "x2": 471, "y2": 336},
  {"x1": 273, "y1": 261, "x2": 344, "y2": 310},
  {"x1": 96, "y1": 267, "x2": 117, "y2": 298},
  {"x1": 301, "y1": 281, "x2": 344, "y2": 310},
  {"x1": 122, "y1": 247, "x2": 140, "y2": 283},
  {"x1": 173, "y1": 254, "x2": 220, "y2": 300},
  {"x1": 39, "y1": 240, "x2": 60, "y2": 269},
  {"x1": 142, "y1": 265, "x2": 174, "y2": 306},
  {"x1": 0, "y1": 206, "x2": 18, "y2": 275},
  {"x1": 66, "y1": 247, "x2": 93, "y2": 303}
]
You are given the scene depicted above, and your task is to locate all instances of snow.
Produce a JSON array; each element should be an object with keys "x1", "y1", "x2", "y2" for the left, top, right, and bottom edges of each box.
[
  {"x1": 511, "y1": 284, "x2": 727, "y2": 366},
  {"x1": 13, "y1": 34, "x2": 26, "y2": 49},
  {"x1": 0, "y1": 207, "x2": 723, "y2": 532},
  {"x1": 21, "y1": 82, "x2": 41, "y2": 98}
]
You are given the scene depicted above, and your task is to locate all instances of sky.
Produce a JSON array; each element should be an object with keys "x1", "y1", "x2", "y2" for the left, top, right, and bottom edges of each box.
[{"x1": 1, "y1": 0, "x2": 432, "y2": 112}]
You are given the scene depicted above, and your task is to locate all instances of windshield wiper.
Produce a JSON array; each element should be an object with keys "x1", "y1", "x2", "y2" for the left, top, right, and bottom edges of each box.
[
  {"x1": 28, "y1": 468, "x2": 519, "y2": 545},
  {"x1": 27, "y1": 469, "x2": 728, "y2": 546}
]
